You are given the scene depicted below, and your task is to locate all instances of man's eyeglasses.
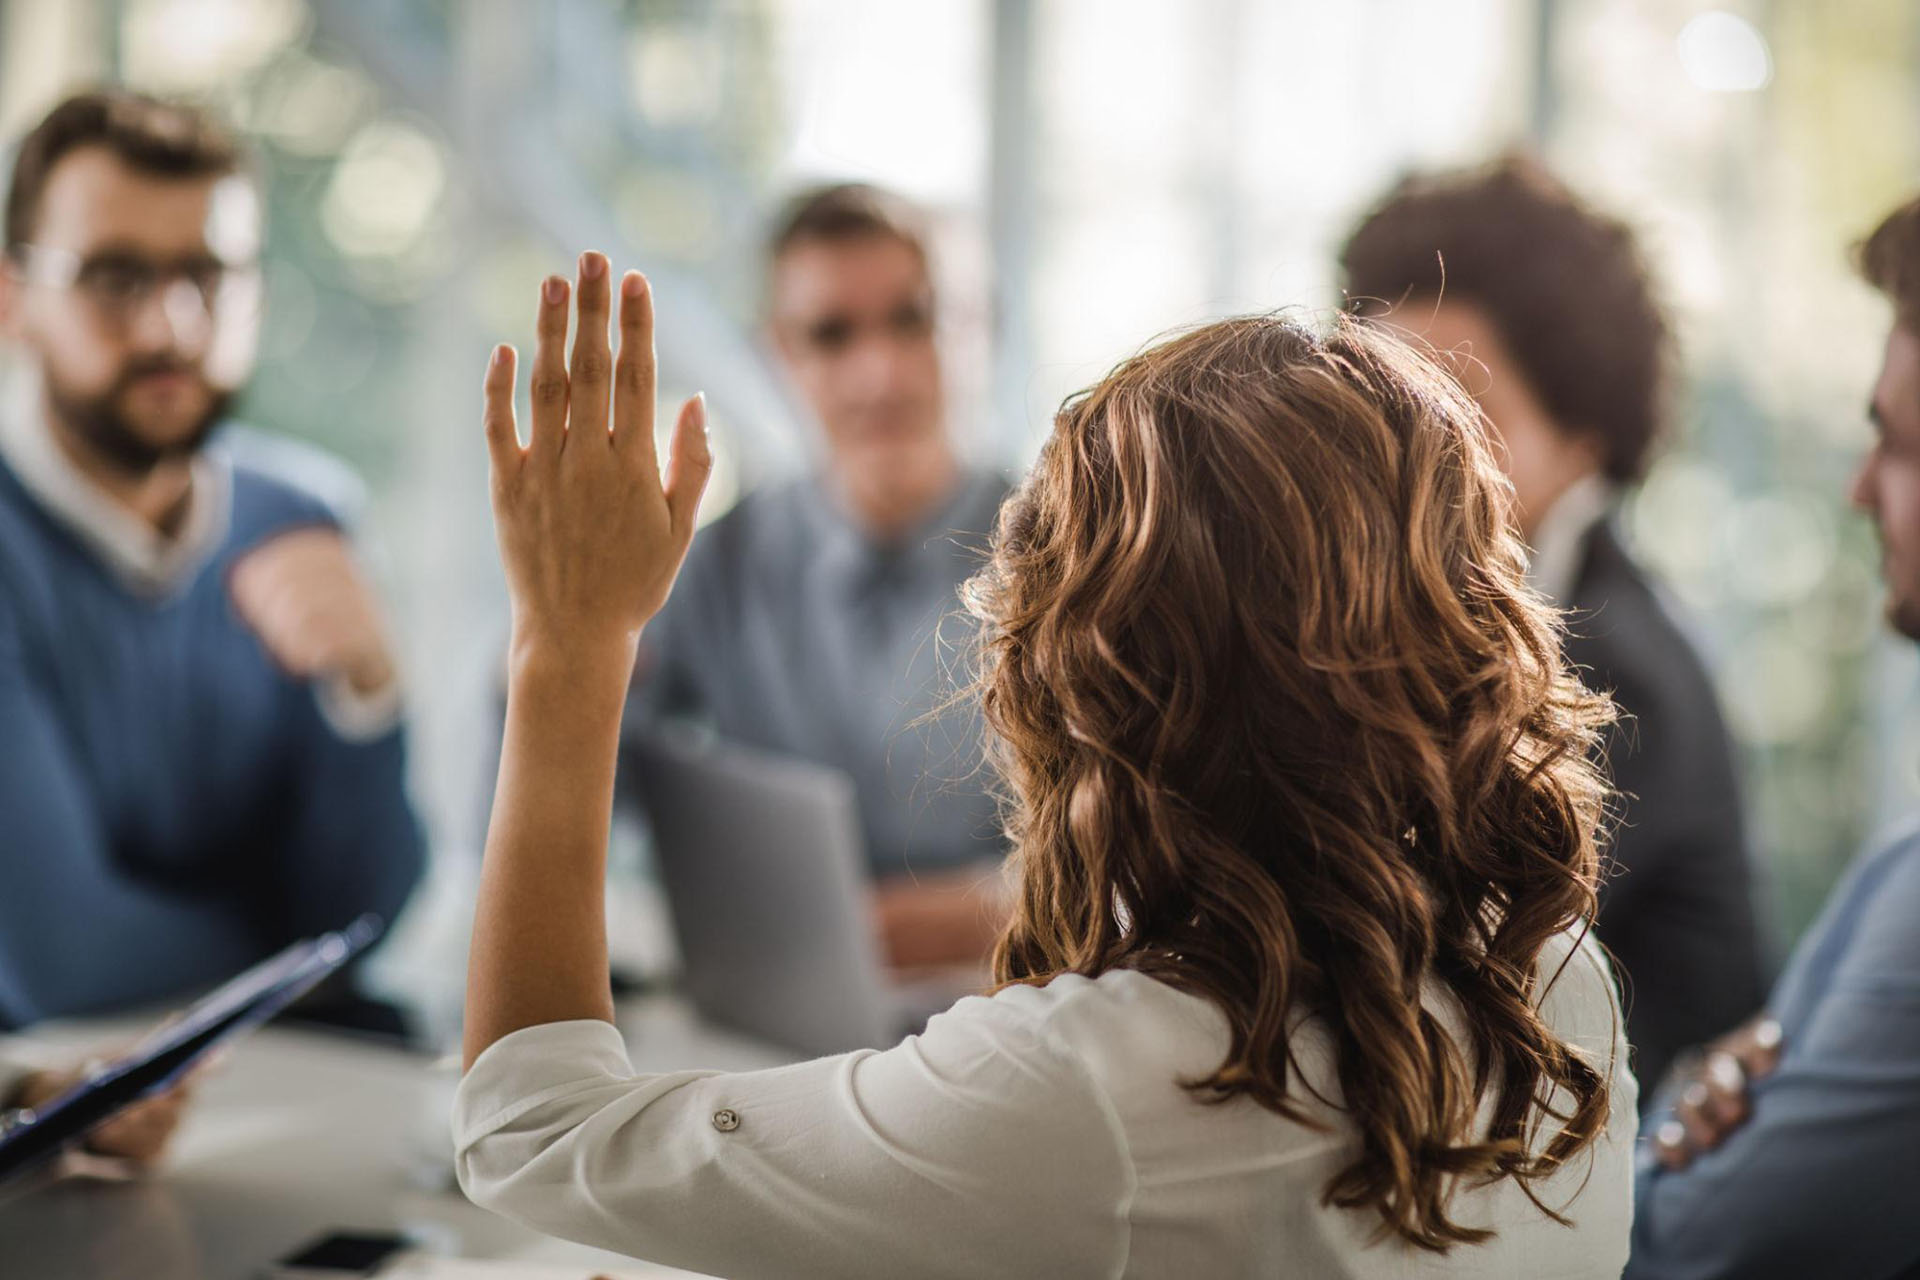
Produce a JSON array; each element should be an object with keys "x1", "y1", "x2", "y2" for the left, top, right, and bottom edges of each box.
[{"x1": 6, "y1": 243, "x2": 262, "y2": 327}]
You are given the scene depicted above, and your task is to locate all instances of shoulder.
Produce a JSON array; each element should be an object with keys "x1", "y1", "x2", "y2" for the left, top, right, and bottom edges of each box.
[
  {"x1": 1825, "y1": 822, "x2": 1920, "y2": 981},
  {"x1": 1535, "y1": 923, "x2": 1630, "y2": 1066},
  {"x1": 214, "y1": 426, "x2": 370, "y2": 526},
  {"x1": 678, "y1": 481, "x2": 808, "y2": 579},
  {"x1": 958, "y1": 467, "x2": 1015, "y2": 528},
  {"x1": 938, "y1": 469, "x2": 1014, "y2": 564},
  {"x1": 0, "y1": 460, "x2": 45, "y2": 561},
  {"x1": 1568, "y1": 526, "x2": 1731, "y2": 743},
  {"x1": 216, "y1": 428, "x2": 364, "y2": 547},
  {"x1": 943, "y1": 971, "x2": 1260, "y2": 1127},
  {"x1": 928, "y1": 971, "x2": 1222, "y2": 1081},
  {"x1": 0, "y1": 462, "x2": 72, "y2": 622},
  {"x1": 973, "y1": 969, "x2": 1222, "y2": 1040}
]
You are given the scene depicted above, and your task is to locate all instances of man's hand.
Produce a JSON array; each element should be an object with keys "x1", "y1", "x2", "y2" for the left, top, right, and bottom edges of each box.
[
  {"x1": 874, "y1": 867, "x2": 1010, "y2": 972},
  {"x1": 229, "y1": 527, "x2": 397, "y2": 697},
  {"x1": 13, "y1": 1064, "x2": 196, "y2": 1168},
  {"x1": 1651, "y1": 1013, "x2": 1784, "y2": 1170}
]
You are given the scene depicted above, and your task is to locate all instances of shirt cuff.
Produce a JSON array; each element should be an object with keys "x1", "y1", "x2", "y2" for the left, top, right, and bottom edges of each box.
[
  {"x1": 453, "y1": 1019, "x2": 635, "y2": 1148},
  {"x1": 314, "y1": 673, "x2": 404, "y2": 742}
]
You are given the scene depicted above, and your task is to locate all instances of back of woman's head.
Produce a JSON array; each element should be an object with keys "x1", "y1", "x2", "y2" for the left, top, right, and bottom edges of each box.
[{"x1": 966, "y1": 313, "x2": 1616, "y2": 1249}]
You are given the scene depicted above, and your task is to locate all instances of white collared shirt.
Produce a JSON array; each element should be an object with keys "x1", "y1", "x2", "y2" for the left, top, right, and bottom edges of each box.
[
  {"x1": 1526, "y1": 474, "x2": 1618, "y2": 607},
  {"x1": 453, "y1": 925, "x2": 1636, "y2": 1279}
]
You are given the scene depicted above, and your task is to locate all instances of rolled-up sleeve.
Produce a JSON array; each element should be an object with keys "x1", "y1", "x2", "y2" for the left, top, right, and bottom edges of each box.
[{"x1": 453, "y1": 997, "x2": 1132, "y2": 1280}]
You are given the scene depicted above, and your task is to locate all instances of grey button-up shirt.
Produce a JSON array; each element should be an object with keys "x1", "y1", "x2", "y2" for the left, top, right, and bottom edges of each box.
[{"x1": 626, "y1": 470, "x2": 1011, "y2": 881}]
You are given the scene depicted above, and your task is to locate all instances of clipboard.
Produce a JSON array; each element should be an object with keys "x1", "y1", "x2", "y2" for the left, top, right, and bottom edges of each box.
[{"x1": 0, "y1": 913, "x2": 384, "y2": 1185}]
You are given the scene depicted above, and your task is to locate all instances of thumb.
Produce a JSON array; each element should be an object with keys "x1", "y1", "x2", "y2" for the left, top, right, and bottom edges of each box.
[{"x1": 663, "y1": 392, "x2": 713, "y2": 543}]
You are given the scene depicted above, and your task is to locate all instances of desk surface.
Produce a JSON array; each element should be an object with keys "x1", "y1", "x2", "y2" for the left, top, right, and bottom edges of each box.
[{"x1": 0, "y1": 999, "x2": 794, "y2": 1280}]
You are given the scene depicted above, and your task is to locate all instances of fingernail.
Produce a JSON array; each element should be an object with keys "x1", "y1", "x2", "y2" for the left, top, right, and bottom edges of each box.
[
  {"x1": 489, "y1": 344, "x2": 508, "y2": 369},
  {"x1": 623, "y1": 271, "x2": 645, "y2": 298},
  {"x1": 694, "y1": 391, "x2": 709, "y2": 436},
  {"x1": 580, "y1": 252, "x2": 605, "y2": 280},
  {"x1": 543, "y1": 276, "x2": 565, "y2": 304}
]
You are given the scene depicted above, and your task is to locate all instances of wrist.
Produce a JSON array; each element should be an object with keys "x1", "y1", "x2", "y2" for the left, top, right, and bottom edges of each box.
[{"x1": 507, "y1": 626, "x2": 639, "y2": 694}]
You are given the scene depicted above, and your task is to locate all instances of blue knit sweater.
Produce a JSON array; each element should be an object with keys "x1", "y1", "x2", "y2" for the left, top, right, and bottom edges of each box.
[{"x1": 0, "y1": 450, "x2": 424, "y2": 1028}]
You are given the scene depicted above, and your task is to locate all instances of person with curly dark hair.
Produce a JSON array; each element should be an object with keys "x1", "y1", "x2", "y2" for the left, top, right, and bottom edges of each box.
[
  {"x1": 448, "y1": 253, "x2": 1635, "y2": 1276},
  {"x1": 1341, "y1": 156, "x2": 1766, "y2": 1088}
]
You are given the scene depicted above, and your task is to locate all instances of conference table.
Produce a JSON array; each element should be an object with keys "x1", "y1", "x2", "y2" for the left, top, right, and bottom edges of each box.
[{"x1": 0, "y1": 997, "x2": 795, "y2": 1279}]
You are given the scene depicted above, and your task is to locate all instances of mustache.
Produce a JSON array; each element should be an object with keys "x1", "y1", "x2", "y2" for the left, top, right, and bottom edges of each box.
[{"x1": 113, "y1": 357, "x2": 203, "y2": 390}]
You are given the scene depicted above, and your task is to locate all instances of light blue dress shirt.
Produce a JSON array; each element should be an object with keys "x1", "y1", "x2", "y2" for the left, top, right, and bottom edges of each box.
[{"x1": 1627, "y1": 822, "x2": 1920, "y2": 1279}]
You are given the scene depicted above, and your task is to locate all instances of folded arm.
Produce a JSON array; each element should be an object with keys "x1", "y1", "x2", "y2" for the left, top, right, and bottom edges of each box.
[
  {"x1": 1628, "y1": 845, "x2": 1920, "y2": 1279},
  {"x1": 0, "y1": 601, "x2": 262, "y2": 1025}
]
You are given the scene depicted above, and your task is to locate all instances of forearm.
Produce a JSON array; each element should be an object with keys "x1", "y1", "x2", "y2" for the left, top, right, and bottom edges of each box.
[
  {"x1": 463, "y1": 639, "x2": 635, "y2": 1069},
  {"x1": 281, "y1": 724, "x2": 425, "y2": 938},
  {"x1": 874, "y1": 862, "x2": 1012, "y2": 970},
  {"x1": 0, "y1": 681, "x2": 262, "y2": 1025}
]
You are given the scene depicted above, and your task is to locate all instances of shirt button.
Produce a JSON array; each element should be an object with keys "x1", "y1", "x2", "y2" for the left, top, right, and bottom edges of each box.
[{"x1": 712, "y1": 1108, "x2": 741, "y2": 1133}]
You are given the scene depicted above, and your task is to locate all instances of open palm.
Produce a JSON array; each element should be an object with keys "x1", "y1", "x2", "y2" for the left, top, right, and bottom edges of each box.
[{"x1": 483, "y1": 253, "x2": 711, "y2": 665}]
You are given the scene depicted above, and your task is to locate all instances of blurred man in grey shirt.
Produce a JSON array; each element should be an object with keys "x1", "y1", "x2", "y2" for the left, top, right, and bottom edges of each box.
[{"x1": 627, "y1": 184, "x2": 1009, "y2": 969}]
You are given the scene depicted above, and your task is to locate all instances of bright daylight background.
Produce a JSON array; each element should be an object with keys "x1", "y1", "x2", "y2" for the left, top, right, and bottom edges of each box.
[{"x1": 1, "y1": 0, "x2": 1915, "y2": 1020}]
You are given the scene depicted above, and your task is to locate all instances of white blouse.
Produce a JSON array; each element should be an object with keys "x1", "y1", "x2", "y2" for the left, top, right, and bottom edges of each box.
[{"x1": 453, "y1": 926, "x2": 1636, "y2": 1279}]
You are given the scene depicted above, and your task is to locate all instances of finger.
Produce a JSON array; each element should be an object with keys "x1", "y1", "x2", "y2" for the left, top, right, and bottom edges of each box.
[
  {"x1": 1700, "y1": 1055, "x2": 1749, "y2": 1129},
  {"x1": 1741, "y1": 1017, "x2": 1784, "y2": 1077},
  {"x1": 188, "y1": 1047, "x2": 232, "y2": 1082},
  {"x1": 1652, "y1": 1119, "x2": 1691, "y2": 1171},
  {"x1": 1676, "y1": 1085, "x2": 1720, "y2": 1151},
  {"x1": 613, "y1": 270, "x2": 657, "y2": 464},
  {"x1": 93, "y1": 1102, "x2": 174, "y2": 1157},
  {"x1": 1701, "y1": 1085, "x2": 1747, "y2": 1130},
  {"x1": 528, "y1": 275, "x2": 571, "y2": 457},
  {"x1": 1704, "y1": 1050, "x2": 1747, "y2": 1111},
  {"x1": 483, "y1": 344, "x2": 520, "y2": 474},
  {"x1": 569, "y1": 252, "x2": 614, "y2": 449},
  {"x1": 663, "y1": 393, "x2": 713, "y2": 541}
]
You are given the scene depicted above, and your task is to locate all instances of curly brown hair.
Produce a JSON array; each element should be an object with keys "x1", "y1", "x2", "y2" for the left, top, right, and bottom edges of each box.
[
  {"x1": 1339, "y1": 154, "x2": 1670, "y2": 484},
  {"x1": 964, "y1": 313, "x2": 1618, "y2": 1249}
]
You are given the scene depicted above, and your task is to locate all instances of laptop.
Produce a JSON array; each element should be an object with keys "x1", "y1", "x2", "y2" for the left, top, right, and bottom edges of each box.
[{"x1": 622, "y1": 730, "x2": 976, "y2": 1058}]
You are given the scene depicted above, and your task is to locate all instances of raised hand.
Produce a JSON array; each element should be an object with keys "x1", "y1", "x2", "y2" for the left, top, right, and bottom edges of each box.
[
  {"x1": 483, "y1": 252, "x2": 712, "y2": 673},
  {"x1": 464, "y1": 254, "x2": 713, "y2": 1068}
]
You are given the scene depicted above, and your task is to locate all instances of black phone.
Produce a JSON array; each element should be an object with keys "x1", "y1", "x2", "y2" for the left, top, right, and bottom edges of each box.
[{"x1": 261, "y1": 1230, "x2": 413, "y2": 1277}]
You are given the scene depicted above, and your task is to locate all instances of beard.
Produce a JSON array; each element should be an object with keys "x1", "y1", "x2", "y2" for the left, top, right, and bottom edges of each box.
[
  {"x1": 44, "y1": 358, "x2": 232, "y2": 478},
  {"x1": 1888, "y1": 590, "x2": 1920, "y2": 644}
]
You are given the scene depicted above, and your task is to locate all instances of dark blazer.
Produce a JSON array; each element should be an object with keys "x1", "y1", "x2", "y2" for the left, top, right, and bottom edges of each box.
[{"x1": 1565, "y1": 522, "x2": 1767, "y2": 1086}]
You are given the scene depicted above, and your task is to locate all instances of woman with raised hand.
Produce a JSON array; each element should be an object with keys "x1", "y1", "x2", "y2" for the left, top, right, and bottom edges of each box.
[{"x1": 455, "y1": 253, "x2": 1637, "y2": 1278}]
